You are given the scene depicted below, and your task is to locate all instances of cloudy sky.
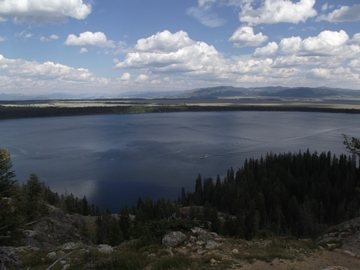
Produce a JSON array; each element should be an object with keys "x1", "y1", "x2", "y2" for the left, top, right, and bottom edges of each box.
[{"x1": 0, "y1": 0, "x2": 359, "y2": 96}]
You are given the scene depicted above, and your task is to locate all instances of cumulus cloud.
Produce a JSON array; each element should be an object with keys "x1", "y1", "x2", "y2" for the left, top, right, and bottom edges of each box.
[
  {"x1": 0, "y1": 36, "x2": 7, "y2": 42},
  {"x1": 119, "y1": 72, "x2": 131, "y2": 81},
  {"x1": 135, "y1": 74, "x2": 148, "y2": 82},
  {"x1": 321, "y1": 3, "x2": 328, "y2": 11},
  {"x1": 134, "y1": 30, "x2": 194, "y2": 53},
  {"x1": 15, "y1": 31, "x2": 32, "y2": 39},
  {"x1": 253, "y1": 42, "x2": 278, "y2": 57},
  {"x1": 349, "y1": 33, "x2": 360, "y2": 45},
  {"x1": 306, "y1": 68, "x2": 331, "y2": 79},
  {"x1": 348, "y1": 59, "x2": 360, "y2": 74},
  {"x1": 229, "y1": 26, "x2": 268, "y2": 47},
  {"x1": 80, "y1": 48, "x2": 88, "y2": 54},
  {"x1": 317, "y1": 4, "x2": 360, "y2": 22},
  {"x1": 272, "y1": 55, "x2": 321, "y2": 68},
  {"x1": 230, "y1": 58, "x2": 273, "y2": 74},
  {"x1": 278, "y1": 30, "x2": 354, "y2": 57},
  {"x1": 64, "y1": 32, "x2": 115, "y2": 48},
  {"x1": 279, "y1": 36, "x2": 302, "y2": 55},
  {"x1": 111, "y1": 29, "x2": 360, "y2": 90},
  {"x1": 0, "y1": 0, "x2": 92, "y2": 24},
  {"x1": 115, "y1": 30, "x2": 227, "y2": 77},
  {"x1": 301, "y1": 30, "x2": 349, "y2": 55},
  {"x1": 0, "y1": 54, "x2": 115, "y2": 94},
  {"x1": 40, "y1": 34, "x2": 59, "y2": 42},
  {"x1": 198, "y1": 0, "x2": 217, "y2": 9},
  {"x1": 239, "y1": 0, "x2": 317, "y2": 25},
  {"x1": 0, "y1": 54, "x2": 96, "y2": 84},
  {"x1": 186, "y1": 6, "x2": 227, "y2": 27}
]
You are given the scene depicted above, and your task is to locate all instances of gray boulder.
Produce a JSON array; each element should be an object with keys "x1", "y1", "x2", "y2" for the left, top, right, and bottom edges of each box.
[
  {"x1": 341, "y1": 231, "x2": 360, "y2": 257},
  {"x1": 191, "y1": 227, "x2": 213, "y2": 242},
  {"x1": 46, "y1": 251, "x2": 57, "y2": 259},
  {"x1": 98, "y1": 244, "x2": 113, "y2": 254},
  {"x1": 318, "y1": 217, "x2": 360, "y2": 256},
  {"x1": 205, "y1": 240, "x2": 222, "y2": 249},
  {"x1": 61, "y1": 242, "x2": 76, "y2": 250},
  {"x1": 162, "y1": 231, "x2": 187, "y2": 248}
]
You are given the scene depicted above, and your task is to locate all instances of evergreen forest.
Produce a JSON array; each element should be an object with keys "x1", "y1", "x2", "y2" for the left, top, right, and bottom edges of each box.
[{"x1": 1, "y1": 136, "x2": 360, "y2": 248}]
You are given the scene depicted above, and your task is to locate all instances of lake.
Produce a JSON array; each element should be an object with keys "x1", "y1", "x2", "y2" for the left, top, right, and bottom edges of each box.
[{"x1": 0, "y1": 111, "x2": 359, "y2": 212}]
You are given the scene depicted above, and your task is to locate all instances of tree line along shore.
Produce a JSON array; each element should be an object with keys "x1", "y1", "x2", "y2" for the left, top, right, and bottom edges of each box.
[{"x1": 1, "y1": 103, "x2": 360, "y2": 120}]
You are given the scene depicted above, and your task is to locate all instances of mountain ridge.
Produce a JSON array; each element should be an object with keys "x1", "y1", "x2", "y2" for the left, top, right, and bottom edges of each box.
[{"x1": 1, "y1": 86, "x2": 360, "y2": 100}]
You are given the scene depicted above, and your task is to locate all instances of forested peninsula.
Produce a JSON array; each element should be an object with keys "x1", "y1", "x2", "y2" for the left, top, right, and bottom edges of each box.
[{"x1": 1, "y1": 101, "x2": 360, "y2": 120}]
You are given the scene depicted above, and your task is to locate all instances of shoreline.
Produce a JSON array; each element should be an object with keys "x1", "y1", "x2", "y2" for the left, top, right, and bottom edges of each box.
[{"x1": 1, "y1": 99, "x2": 360, "y2": 120}]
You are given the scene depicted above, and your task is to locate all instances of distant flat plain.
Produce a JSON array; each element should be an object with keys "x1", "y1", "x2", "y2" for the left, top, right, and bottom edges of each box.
[{"x1": 2, "y1": 98, "x2": 360, "y2": 110}]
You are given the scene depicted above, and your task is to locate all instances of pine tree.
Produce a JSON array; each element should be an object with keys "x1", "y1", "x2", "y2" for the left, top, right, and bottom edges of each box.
[
  {"x1": 23, "y1": 174, "x2": 48, "y2": 222},
  {"x1": 0, "y1": 148, "x2": 23, "y2": 245},
  {"x1": 107, "y1": 217, "x2": 124, "y2": 246},
  {"x1": 119, "y1": 207, "x2": 131, "y2": 240}
]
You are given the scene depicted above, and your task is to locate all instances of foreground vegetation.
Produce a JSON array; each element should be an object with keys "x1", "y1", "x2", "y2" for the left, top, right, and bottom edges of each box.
[
  {"x1": 1, "y1": 135, "x2": 360, "y2": 269},
  {"x1": 19, "y1": 237, "x2": 318, "y2": 270}
]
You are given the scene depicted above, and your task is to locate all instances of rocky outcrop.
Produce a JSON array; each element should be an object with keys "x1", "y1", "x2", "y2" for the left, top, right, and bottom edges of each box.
[
  {"x1": 191, "y1": 227, "x2": 213, "y2": 242},
  {"x1": 98, "y1": 244, "x2": 113, "y2": 254},
  {"x1": 161, "y1": 227, "x2": 223, "y2": 252},
  {"x1": 162, "y1": 231, "x2": 187, "y2": 248},
  {"x1": 23, "y1": 208, "x2": 94, "y2": 249},
  {"x1": 318, "y1": 217, "x2": 360, "y2": 257}
]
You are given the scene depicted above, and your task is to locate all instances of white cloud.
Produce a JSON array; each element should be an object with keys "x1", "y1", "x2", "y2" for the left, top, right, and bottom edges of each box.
[
  {"x1": 321, "y1": 3, "x2": 328, "y2": 11},
  {"x1": 348, "y1": 59, "x2": 360, "y2": 75},
  {"x1": 135, "y1": 74, "x2": 148, "y2": 82},
  {"x1": 0, "y1": 0, "x2": 92, "y2": 24},
  {"x1": 115, "y1": 30, "x2": 228, "y2": 79},
  {"x1": 114, "y1": 41, "x2": 130, "y2": 54},
  {"x1": 15, "y1": 31, "x2": 32, "y2": 39},
  {"x1": 0, "y1": 54, "x2": 93, "y2": 81},
  {"x1": 112, "y1": 29, "x2": 360, "y2": 89},
  {"x1": 64, "y1": 32, "x2": 115, "y2": 48},
  {"x1": 0, "y1": 36, "x2": 7, "y2": 42},
  {"x1": 134, "y1": 30, "x2": 194, "y2": 53},
  {"x1": 349, "y1": 33, "x2": 360, "y2": 45},
  {"x1": 253, "y1": 42, "x2": 278, "y2": 57},
  {"x1": 306, "y1": 68, "x2": 331, "y2": 79},
  {"x1": 278, "y1": 30, "x2": 354, "y2": 57},
  {"x1": 229, "y1": 26, "x2": 268, "y2": 47},
  {"x1": 186, "y1": 7, "x2": 227, "y2": 27},
  {"x1": 40, "y1": 34, "x2": 59, "y2": 42},
  {"x1": 119, "y1": 72, "x2": 131, "y2": 81},
  {"x1": 80, "y1": 48, "x2": 88, "y2": 54},
  {"x1": 198, "y1": 0, "x2": 217, "y2": 9},
  {"x1": 272, "y1": 55, "x2": 321, "y2": 68},
  {"x1": 301, "y1": 30, "x2": 349, "y2": 55},
  {"x1": 0, "y1": 54, "x2": 114, "y2": 94},
  {"x1": 279, "y1": 36, "x2": 302, "y2": 54},
  {"x1": 317, "y1": 4, "x2": 360, "y2": 22},
  {"x1": 228, "y1": 0, "x2": 255, "y2": 7},
  {"x1": 230, "y1": 58, "x2": 273, "y2": 74},
  {"x1": 239, "y1": 0, "x2": 317, "y2": 25}
]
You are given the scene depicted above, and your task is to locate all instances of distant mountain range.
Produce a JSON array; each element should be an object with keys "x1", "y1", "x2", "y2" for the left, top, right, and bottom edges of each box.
[
  {"x1": 1, "y1": 86, "x2": 360, "y2": 100},
  {"x1": 168, "y1": 86, "x2": 360, "y2": 100}
]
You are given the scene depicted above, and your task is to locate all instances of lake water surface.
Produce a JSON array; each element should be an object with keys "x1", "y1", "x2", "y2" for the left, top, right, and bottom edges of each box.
[{"x1": 1, "y1": 111, "x2": 359, "y2": 212}]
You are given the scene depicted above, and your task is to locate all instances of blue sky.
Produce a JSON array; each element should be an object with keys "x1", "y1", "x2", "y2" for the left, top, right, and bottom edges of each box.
[{"x1": 0, "y1": 0, "x2": 359, "y2": 96}]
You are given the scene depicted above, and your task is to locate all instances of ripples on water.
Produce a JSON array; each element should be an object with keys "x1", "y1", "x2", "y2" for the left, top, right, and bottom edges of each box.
[{"x1": 1, "y1": 111, "x2": 359, "y2": 211}]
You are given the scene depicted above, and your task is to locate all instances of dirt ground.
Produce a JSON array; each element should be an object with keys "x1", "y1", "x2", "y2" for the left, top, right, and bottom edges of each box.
[{"x1": 232, "y1": 250, "x2": 360, "y2": 270}]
